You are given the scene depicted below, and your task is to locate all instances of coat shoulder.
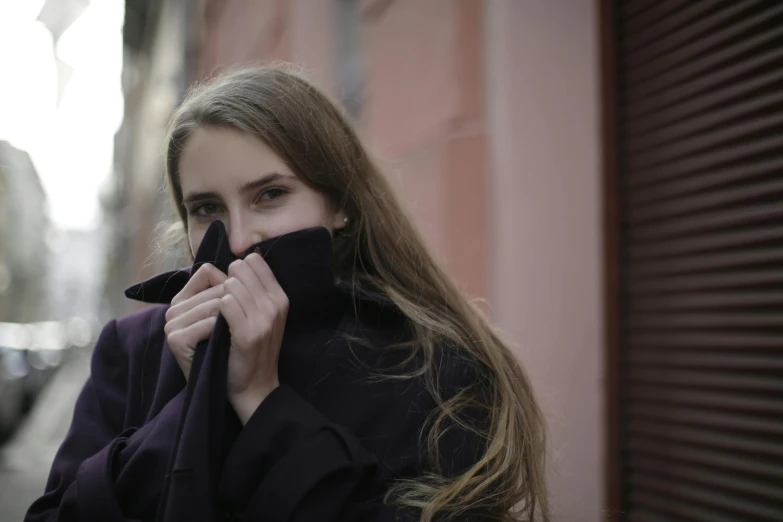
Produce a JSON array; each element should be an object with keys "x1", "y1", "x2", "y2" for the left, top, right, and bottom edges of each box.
[
  {"x1": 112, "y1": 304, "x2": 169, "y2": 356},
  {"x1": 334, "y1": 281, "x2": 409, "y2": 342}
]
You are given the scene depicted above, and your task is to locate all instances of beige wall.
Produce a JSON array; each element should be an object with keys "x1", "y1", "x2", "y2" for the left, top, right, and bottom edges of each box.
[{"x1": 485, "y1": 1, "x2": 604, "y2": 520}]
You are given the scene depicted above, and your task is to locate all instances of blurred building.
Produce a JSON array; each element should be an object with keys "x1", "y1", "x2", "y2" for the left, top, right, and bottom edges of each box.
[
  {"x1": 0, "y1": 142, "x2": 50, "y2": 324},
  {"x1": 104, "y1": 0, "x2": 198, "y2": 316},
  {"x1": 107, "y1": 1, "x2": 783, "y2": 520}
]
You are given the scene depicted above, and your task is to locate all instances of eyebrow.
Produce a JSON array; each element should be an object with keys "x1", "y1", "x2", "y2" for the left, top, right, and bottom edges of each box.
[{"x1": 182, "y1": 172, "x2": 291, "y2": 206}]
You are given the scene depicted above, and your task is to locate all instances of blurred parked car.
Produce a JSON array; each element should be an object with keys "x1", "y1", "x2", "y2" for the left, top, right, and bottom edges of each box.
[
  {"x1": 0, "y1": 321, "x2": 73, "y2": 441},
  {"x1": 0, "y1": 346, "x2": 28, "y2": 441}
]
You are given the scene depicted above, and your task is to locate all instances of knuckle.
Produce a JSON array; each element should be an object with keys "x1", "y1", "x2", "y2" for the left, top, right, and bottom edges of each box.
[
  {"x1": 166, "y1": 302, "x2": 183, "y2": 319},
  {"x1": 228, "y1": 259, "x2": 243, "y2": 273},
  {"x1": 257, "y1": 315, "x2": 271, "y2": 331},
  {"x1": 234, "y1": 331, "x2": 250, "y2": 347},
  {"x1": 262, "y1": 323, "x2": 273, "y2": 338},
  {"x1": 195, "y1": 264, "x2": 209, "y2": 277},
  {"x1": 166, "y1": 330, "x2": 181, "y2": 346},
  {"x1": 201, "y1": 264, "x2": 220, "y2": 280}
]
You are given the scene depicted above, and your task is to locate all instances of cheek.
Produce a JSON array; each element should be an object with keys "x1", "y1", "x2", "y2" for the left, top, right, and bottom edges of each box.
[
  {"x1": 264, "y1": 195, "x2": 334, "y2": 236},
  {"x1": 263, "y1": 211, "x2": 319, "y2": 237},
  {"x1": 188, "y1": 227, "x2": 206, "y2": 256}
]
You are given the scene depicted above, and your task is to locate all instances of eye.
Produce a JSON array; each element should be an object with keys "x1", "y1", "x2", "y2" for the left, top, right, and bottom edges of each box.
[
  {"x1": 257, "y1": 187, "x2": 287, "y2": 202},
  {"x1": 191, "y1": 202, "x2": 223, "y2": 217}
]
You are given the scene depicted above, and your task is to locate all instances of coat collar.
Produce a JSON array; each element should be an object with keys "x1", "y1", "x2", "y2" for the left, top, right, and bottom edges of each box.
[{"x1": 124, "y1": 221, "x2": 338, "y2": 325}]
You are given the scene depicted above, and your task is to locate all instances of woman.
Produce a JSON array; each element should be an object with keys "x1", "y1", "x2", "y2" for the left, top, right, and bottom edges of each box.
[{"x1": 26, "y1": 65, "x2": 549, "y2": 522}]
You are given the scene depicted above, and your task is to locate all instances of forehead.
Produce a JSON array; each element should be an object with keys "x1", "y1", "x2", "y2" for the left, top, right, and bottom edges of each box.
[{"x1": 179, "y1": 126, "x2": 293, "y2": 189}]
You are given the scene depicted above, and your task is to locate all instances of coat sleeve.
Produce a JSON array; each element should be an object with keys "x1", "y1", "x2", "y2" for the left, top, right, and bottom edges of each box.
[
  {"x1": 24, "y1": 319, "x2": 184, "y2": 522},
  {"x1": 218, "y1": 384, "x2": 491, "y2": 522}
]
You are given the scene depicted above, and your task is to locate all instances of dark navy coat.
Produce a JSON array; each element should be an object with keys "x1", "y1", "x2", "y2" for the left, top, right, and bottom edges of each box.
[{"x1": 25, "y1": 223, "x2": 487, "y2": 521}]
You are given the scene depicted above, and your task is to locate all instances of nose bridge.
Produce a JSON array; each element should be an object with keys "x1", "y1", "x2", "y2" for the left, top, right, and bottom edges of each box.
[{"x1": 226, "y1": 210, "x2": 257, "y2": 257}]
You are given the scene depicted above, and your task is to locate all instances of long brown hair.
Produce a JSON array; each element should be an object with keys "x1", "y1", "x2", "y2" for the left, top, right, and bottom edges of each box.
[{"x1": 165, "y1": 64, "x2": 549, "y2": 521}]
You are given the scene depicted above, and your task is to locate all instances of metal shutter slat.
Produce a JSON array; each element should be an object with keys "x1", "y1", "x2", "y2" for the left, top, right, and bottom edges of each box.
[
  {"x1": 628, "y1": 113, "x2": 783, "y2": 174},
  {"x1": 627, "y1": 11, "x2": 783, "y2": 103},
  {"x1": 631, "y1": 489, "x2": 745, "y2": 522},
  {"x1": 628, "y1": 204, "x2": 783, "y2": 241},
  {"x1": 628, "y1": 270, "x2": 783, "y2": 294},
  {"x1": 630, "y1": 226, "x2": 783, "y2": 260},
  {"x1": 626, "y1": 47, "x2": 783, "y2": 122},
  {"x1": 628, "y1": 311, "x2": 783, "y2": 328},
  {"x1": 628, "y1": 248, "x2": 783, "y2": 278},
  {"x1": 626, "y1": 370, "x2": 783, "y2": 395},
  {"x1": 630, "y1": 291, "x2": 783, "y2": 311},
  {"x1": 627, "y1": 386, "x2": 783, "y2": 416},
  {"x1": 627, "y1": 90, "x2": 783, "y2": 156},
  {"x1": 623, "y1": 1, "x2": 735, "y2": 59},
  {"x1": 628, "y1": 510, "x2": 674, "y2": 522},
  {"x1": 629, "y1": 435, "x2": 783, "y2": 482},
  {"x1": 626, "y1": 3, "x2": 783, "y2": 90},
  {"x1": 628, "y1": 406, "x2": 783, "y2": 441},
  {"x1": 630, "y1": 473, "x2": 783, "y2": 520},
  {"x1": 632, "y1": 456, "x2": 783, "y2": 504},
  {"x1": 627, "y1": 331, "x2": 782, "y2": 350},
  {"x1": 623, "y1": 1, "x2": 687, "y2": 36},
  {"x1": 626, "y1": 66, "x2": 783, "y2": 139},
  {"x1": 626, "y1": 349, "x2": 783, "y2": 372},
  {"x1": 628, "y1": 419, "x2": 783, "y2": 460},
  {"x1": 627, "y1": 135, "x2": 783, "y2": 188},
  {"x1": 627, "y1": 156, "x2": 783, "y2": 207}
]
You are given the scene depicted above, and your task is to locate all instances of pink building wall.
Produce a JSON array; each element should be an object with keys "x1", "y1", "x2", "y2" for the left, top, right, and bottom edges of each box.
[
  {"x1": 363, "y1": 0, "x2": 490, "y2": 300},
  {"x1": 485, "y1": 1, "x2": 604, "y2": 520}
]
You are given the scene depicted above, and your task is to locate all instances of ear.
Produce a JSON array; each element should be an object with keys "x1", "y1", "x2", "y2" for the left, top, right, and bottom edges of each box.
[{"x1": 331, "y1": 209, "x2": 349, "y2": 233}]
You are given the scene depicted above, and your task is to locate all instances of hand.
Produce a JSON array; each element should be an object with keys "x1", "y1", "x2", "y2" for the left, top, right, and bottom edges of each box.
[
  {"x1": 220, "y1": 250, "x2": 289, "y2": 424},
  {"x1": 164, "y1": 264, "x2": 227, "y2": 381}
]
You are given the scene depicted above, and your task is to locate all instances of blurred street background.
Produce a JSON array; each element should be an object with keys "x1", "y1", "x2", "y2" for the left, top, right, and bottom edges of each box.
[{"x1": 0, "y1": 0, "x2": 781, "y2": 520}]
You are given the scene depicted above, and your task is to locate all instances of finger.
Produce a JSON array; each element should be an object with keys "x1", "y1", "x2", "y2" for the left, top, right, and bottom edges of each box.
[
  {"x1": 224, "y1": 277, "x2": 253, "y2": 319},
  {"x1": 166, "y1": 283, "x2": 224, "y2": 322},
  {"x1": 165, "y1": 298, "x2": 221, "y2": 334},
  {"x1": 219, "y1": 294, "x2": 248, "y2": 333},
  {"x1": 228, "y1": 259, "x2": 270, "y2": 311},
  {"x1": 171, "y1": 264, "x2": 227, "y2": 305},
  {"x1": 245, "y1": 252, "x2": 288, "y2": 309},
  {"x1": 167, "y1": 315, "x2": 217, "y2": 351}
]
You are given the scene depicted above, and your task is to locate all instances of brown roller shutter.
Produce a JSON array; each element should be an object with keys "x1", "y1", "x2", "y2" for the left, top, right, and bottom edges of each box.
[{"x1": 606, "y1": 0, "x2": 783, "y2": 520}]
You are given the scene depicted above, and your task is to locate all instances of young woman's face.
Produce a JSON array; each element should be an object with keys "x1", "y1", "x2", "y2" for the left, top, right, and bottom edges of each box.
[{"x1": 178, "y1": 125, "x2": 346, "y2": 258}]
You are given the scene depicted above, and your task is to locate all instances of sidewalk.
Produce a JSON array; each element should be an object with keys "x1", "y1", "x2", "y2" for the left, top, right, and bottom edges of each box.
[{"x1": 0, "y1": 348, "x2": 90, "y2": 521}]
